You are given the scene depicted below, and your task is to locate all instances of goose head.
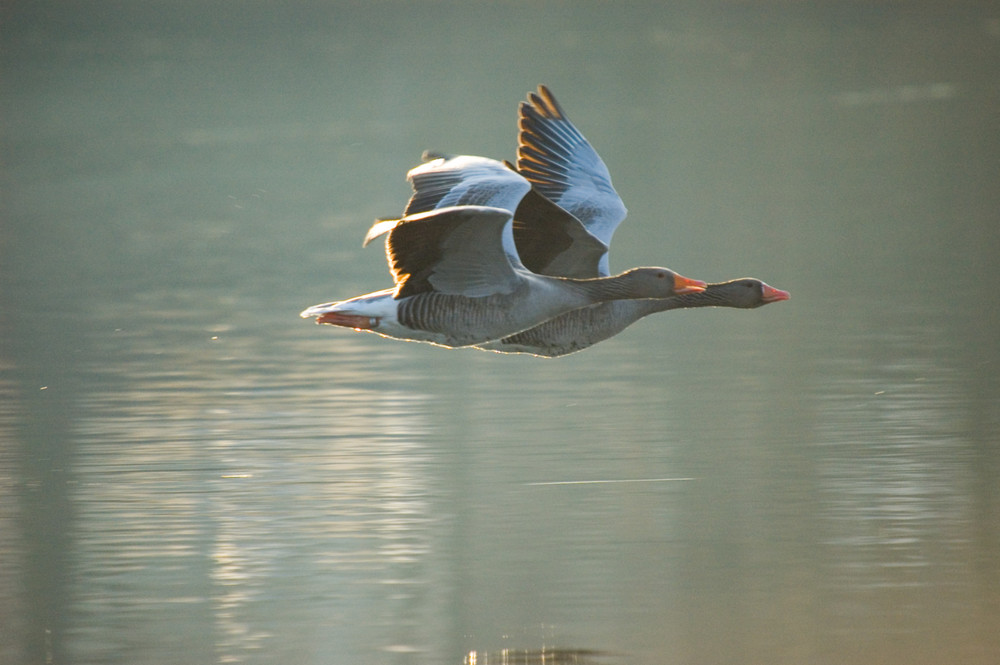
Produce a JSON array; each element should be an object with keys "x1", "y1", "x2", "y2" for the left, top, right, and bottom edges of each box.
[
  {"x1": 614, "y1": 268, "x2": 707, "y2": 298},
  {"x1": 711, "y1": 278, "x2": 790, "y2": 308}
]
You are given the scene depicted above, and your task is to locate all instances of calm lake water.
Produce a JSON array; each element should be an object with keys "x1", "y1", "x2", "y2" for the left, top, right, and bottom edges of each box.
[{"x1": 3, "y1": 3, "x2": 999, "y2": 664}]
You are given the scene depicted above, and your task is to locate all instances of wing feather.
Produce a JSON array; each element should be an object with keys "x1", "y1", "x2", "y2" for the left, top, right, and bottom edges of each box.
[{"x1": 383, "y1": 206, "x2": 520, "y2": 299}]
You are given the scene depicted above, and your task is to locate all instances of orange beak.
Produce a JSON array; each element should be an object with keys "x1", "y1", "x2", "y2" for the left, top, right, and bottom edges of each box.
[{"x1": 673, "y1": 274, "x2": 707, "y2": 295}]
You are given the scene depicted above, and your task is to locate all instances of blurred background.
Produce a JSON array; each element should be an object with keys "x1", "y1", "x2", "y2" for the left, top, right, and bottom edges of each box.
[{"x1": 2, "y1": 2, "x2": 998, "y2": 664}]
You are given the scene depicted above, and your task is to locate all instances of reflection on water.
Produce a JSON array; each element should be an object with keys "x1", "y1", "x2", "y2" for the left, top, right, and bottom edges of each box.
[
  {"x1": 65, "y1": 295, "x2": 438, "y2": 663},
  {"x1": 0, "y1": 376, "x2": 27, "y2": 665},
  {"x1": 832, "y1": 81, "x2": 957, "y2": 108},
  {"x1": 809, "y1": 307, "x2": 1000, "y2": 658},
  {"x1": 820, "y1": 345, "x2": 969, "y2": 593},
  {"x1": 464, "y1": 649, "x2": 621, "y2": 665}
]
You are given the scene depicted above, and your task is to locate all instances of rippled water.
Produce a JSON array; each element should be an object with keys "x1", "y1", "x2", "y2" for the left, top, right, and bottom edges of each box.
[
  {"x1": 40, "y1": 297, "x2": 993, "y2": 665},
  {"x1": 4, "y1": 3, "x2": 999, "y2": 664}
]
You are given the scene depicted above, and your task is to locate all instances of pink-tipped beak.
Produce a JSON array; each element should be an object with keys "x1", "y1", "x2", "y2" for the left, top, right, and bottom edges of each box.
[{"x1": 761, "y1": 283, "x2": 790, "y2": 303}]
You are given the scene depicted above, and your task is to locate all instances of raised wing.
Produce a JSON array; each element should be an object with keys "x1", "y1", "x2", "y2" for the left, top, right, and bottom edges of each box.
[{"x1": 516, "y1": 85, "x2": 628, "y2": 266}]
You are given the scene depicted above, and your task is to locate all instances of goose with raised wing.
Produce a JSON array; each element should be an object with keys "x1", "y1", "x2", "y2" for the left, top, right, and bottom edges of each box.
[
  {"x1": 397, "y1": 85, "x2": 789, "y2": 356},
  {"x1": 299, "y1": 203, "x2": 706, "y2": 348}
]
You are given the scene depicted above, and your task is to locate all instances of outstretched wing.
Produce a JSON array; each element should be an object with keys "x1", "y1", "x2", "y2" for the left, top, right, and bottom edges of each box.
[{"x1": 517, "y1": 85, "x2": 628, "y2": 274}]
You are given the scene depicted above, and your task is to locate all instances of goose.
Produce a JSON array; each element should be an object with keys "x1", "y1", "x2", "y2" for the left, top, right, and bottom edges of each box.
[
  {"x1": 299, "y1": 204, "x2": 706, "y2": 348},
  {"x1": 490, "y1": 277, "x2": 790, "y2": 356},
  {"x1": 398, "y1": 85, "x2": 788, "y2": 356}
]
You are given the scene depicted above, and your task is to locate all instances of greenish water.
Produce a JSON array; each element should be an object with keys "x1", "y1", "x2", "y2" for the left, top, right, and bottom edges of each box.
[{"x1": 3, "y1": 3, "x2": 999, "y2": 664}]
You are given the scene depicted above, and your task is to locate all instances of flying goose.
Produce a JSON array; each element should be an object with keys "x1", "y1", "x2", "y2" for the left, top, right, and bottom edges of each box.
[{"x1": 300, "y1": 204, "x2": 706, "y2": 348}]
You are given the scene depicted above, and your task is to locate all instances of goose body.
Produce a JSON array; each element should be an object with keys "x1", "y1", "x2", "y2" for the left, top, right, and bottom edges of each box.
[
  {"x1": 300, "y1": 205, "x2": 705, "y2": 348},
  {"x1": 393, "y1": 85, "x2": 788, "y2": 356}
]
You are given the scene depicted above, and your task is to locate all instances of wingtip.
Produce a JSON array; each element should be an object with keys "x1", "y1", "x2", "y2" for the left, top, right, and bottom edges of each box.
[
  {"x1": 299, "y1": 303, "x2": 328, "y2": 318},
  {"x1": 363, "y1": 218, "x2": 399, "y2": 246},
  {"x1": 525, "y1": 84, "x2": 565, "y2": 120}
]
